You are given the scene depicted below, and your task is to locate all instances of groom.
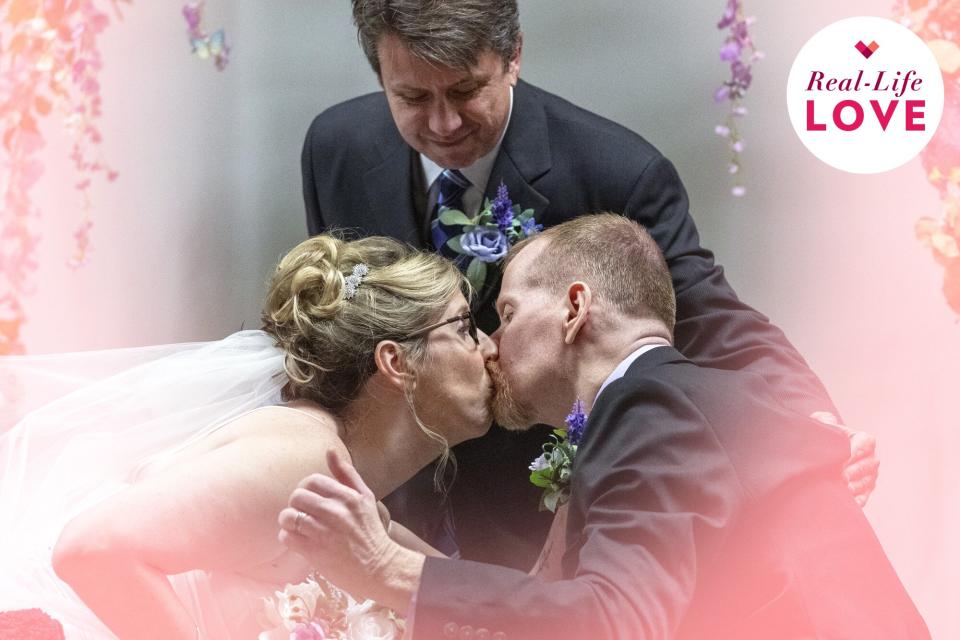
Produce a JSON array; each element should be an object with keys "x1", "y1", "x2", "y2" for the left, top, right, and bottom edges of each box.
[
  {"x1": 280, "y1": 214, "x2": 928, "y2": 639},
  {"x1": 301, "y1": 0, "x2": 878, "y2": 570}
]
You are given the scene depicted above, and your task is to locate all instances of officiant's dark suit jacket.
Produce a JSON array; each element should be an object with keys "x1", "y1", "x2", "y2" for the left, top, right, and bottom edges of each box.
[
  {"x1": 301, "y1": 79, "x2": 839, "y2": 569},
  {"x1": 411, "y1": 347, "x2": 929, "y2": 640}
]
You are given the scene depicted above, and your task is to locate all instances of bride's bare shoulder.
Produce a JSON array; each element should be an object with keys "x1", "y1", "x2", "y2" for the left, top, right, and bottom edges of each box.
[
  {"x1": 244, "y1": 402, "x2": 338, "y2": 432},
  {"x1": 207, "y1": 401, "x2": 343, "y2": 452},
  {"x1": 257, "y1": 402, "x2": 339, "y2": 430}
]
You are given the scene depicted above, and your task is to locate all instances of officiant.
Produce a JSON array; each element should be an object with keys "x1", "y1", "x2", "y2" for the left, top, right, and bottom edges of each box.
[{"x1": 299, "y1": 0, "x2": 878, "y2": 570}]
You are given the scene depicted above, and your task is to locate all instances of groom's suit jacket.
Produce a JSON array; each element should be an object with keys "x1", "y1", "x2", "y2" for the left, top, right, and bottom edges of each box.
[
  {"x1": 302, "y1": 80, "x2": 839, "y2": 569},
  {"x1": 412, "y1": 347, "x2": 929, "y2": 640}
]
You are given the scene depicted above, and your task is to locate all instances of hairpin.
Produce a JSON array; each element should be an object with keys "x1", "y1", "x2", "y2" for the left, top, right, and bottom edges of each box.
[{"x1": 343, "y1": 264, "x2": 369, "y2": 299}]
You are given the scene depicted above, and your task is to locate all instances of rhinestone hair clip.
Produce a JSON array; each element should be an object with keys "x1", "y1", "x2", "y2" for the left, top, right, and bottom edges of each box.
[{"x1": 343, "y1": 264, "x2": 369, "y2": 300}]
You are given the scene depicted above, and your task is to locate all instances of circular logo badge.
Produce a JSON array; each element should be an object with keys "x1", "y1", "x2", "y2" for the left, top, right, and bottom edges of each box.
[{"x1": 787, "y1": 16, "x2": 944, "y2": 174}]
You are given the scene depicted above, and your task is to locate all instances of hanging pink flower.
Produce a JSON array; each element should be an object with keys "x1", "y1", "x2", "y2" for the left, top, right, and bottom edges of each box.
[
  {"x1": 903, "y1": 0, "x2": 960, "y2": 315},
  {"x1": 0, "y1": 0, "x2": 131, "y2": 353}
]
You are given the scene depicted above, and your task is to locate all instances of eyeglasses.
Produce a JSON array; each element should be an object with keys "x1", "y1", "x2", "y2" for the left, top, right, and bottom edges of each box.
[{"x1": 399, "y1": 311, "x2": 478, "y2": 346}]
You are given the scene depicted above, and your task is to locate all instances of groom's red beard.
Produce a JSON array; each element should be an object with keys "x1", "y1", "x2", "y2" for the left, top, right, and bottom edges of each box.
[{"x1": 486, "y1": 360, "x2": 537, "y2": 431}]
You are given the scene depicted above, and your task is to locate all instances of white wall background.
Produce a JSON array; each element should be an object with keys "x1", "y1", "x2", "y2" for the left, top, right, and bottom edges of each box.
[{"x1": 15, "y1": 1, "x2": 958, "y2": 636}]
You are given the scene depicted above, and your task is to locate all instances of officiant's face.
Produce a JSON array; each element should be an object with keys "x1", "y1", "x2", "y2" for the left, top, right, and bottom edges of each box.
[
  {"x1": 413, "y1": 293, "x2": 498, "y2": 444},
  {"x1": 378, "y1": 35, "x2": 520, "y2": 169}
]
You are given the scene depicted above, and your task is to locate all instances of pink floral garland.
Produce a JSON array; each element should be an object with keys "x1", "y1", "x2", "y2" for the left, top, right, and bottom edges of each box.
[
  {"x1": 0, "y1": 0, "x2": 129, "y2": 354},
  {"x1": 900, "y1": 0, "x2": 960, "y2": 315}
]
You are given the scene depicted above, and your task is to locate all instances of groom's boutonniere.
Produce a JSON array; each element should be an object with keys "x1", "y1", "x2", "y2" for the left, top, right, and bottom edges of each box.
[
  {"x1": 529, "y1": 400, "x2": 588, "y2": 513},
  {"x1": 438, "y1": 182, "x2": 543, "y2": 291}
]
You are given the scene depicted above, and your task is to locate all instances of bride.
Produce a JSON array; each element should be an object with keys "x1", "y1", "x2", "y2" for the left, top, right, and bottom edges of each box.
[{"x1": 0, "y1": 233, "x2": 496, "y2": 639}]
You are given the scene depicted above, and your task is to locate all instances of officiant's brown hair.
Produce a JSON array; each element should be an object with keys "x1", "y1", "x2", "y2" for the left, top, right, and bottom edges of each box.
[
  {"x1": 352, "y1": 0, "x2": 521, "y2": 76},
  {"x1": 506, "y1": 213, "x2": 677, "y2": 335}
]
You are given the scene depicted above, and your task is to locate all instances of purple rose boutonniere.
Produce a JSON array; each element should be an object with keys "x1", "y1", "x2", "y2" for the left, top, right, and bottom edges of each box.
[
  {"x1": 529, "y1": 400, "x2": 588, "y2": 513},
  {"x1": 460, "y1": 228, "x2": 509, "y2": 262},
  {"x1": 438, "y1": 182, "x2": 542, "y2": 291}
]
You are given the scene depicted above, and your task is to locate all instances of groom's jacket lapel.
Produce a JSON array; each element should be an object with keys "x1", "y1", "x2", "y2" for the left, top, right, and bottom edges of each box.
[{"x1": 559, "y1": 346, "x2": 692, "y2": 571}]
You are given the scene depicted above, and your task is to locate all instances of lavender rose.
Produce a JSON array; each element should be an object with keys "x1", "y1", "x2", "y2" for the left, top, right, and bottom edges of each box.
[{"x1": 460, "y1": 227, "x2": 508, "y2": 263}]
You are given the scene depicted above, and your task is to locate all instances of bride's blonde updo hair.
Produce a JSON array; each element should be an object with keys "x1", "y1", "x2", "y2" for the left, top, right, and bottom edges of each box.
[{"x1": 261, "y1": 234, "x2": 466, "y2": 413}]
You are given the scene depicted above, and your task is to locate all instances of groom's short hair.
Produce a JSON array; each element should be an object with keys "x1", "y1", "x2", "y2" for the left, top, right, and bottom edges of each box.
[{"x1": 508, "y1": 213, "x2": 677, "y2": 333}]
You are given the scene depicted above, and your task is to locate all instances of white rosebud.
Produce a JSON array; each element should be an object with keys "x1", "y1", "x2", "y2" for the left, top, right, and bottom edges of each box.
[
  {"x1": 272, "y1": 578, "x2": 323, "y2": 628},
  {"x1": 714, "y1": 125, "x2": 731, "y2": 138},
  {"x1": 529, "y1": 453, "x2": 550, "y2": 472},
  {"x1": 346, "y1": 603, "x2": 401, "y2": 640},
  {"x1": 732, "y1": 185, "x2": 746, "y2": 197}
]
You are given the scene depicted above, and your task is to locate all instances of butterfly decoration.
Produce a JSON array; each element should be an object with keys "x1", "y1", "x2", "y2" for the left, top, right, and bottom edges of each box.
[{"x1": 182, "y1": 2, "x2": 230, "y2": 71}]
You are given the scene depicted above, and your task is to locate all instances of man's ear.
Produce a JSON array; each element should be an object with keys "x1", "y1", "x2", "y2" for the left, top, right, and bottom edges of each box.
[
  {"x1": 563, "y1": 282, "x2": 592, "y2": 345},
  {"x1": 373, "y1": 340, "x2": 416, "y2": 391},
  {"x1": 507, "y1": 34, "x2": 522, "y2": 85}
]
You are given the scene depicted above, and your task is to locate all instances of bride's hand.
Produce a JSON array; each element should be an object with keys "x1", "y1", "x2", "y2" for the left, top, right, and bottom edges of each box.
[
  {"x1": 810, "y1": 411, "x2": 879, "y2": 506},
  {"x1": 377, "y1": 501, "x2": 392, "y2": 533},
  {"x1": 279, "y1": 450, "x2": 419, "y2": 608}
]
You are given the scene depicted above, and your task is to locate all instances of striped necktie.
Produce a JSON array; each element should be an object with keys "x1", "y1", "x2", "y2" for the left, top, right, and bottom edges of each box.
[{"x1": 429, "y1": 169, "x2": 471, "y2": 264}]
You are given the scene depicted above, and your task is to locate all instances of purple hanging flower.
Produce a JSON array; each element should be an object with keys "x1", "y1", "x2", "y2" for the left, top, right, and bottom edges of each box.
[
  {"x1": 732, "y1": 20, "x2": 751, "y2": 45},
  {"x1": 182, "y1": 4, "x2": 202, "y2": 31},
  {"x1": 565, "y1": 399, "x2": 587, "y2": 446},
  {"x1": 717, "y1": 0, "x2": 738, "y2": 29},
  {"x1": 731, "y1": 60, "x2": 752, "y2": 91},
  {"x1": 719, "y1": 40, "x2": 741, "y2": 62},
  {"x1": 490, "y1": 182, "x2": 514, "y2": 231},
  {"x1": 714, "y1": 0, "x2": 758, "y2": 198}
]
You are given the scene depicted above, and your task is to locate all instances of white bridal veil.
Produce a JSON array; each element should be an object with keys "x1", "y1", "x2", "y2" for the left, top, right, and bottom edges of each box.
[{"x1": 0, "y1": 330, "x2": 287, "y2": 638}]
